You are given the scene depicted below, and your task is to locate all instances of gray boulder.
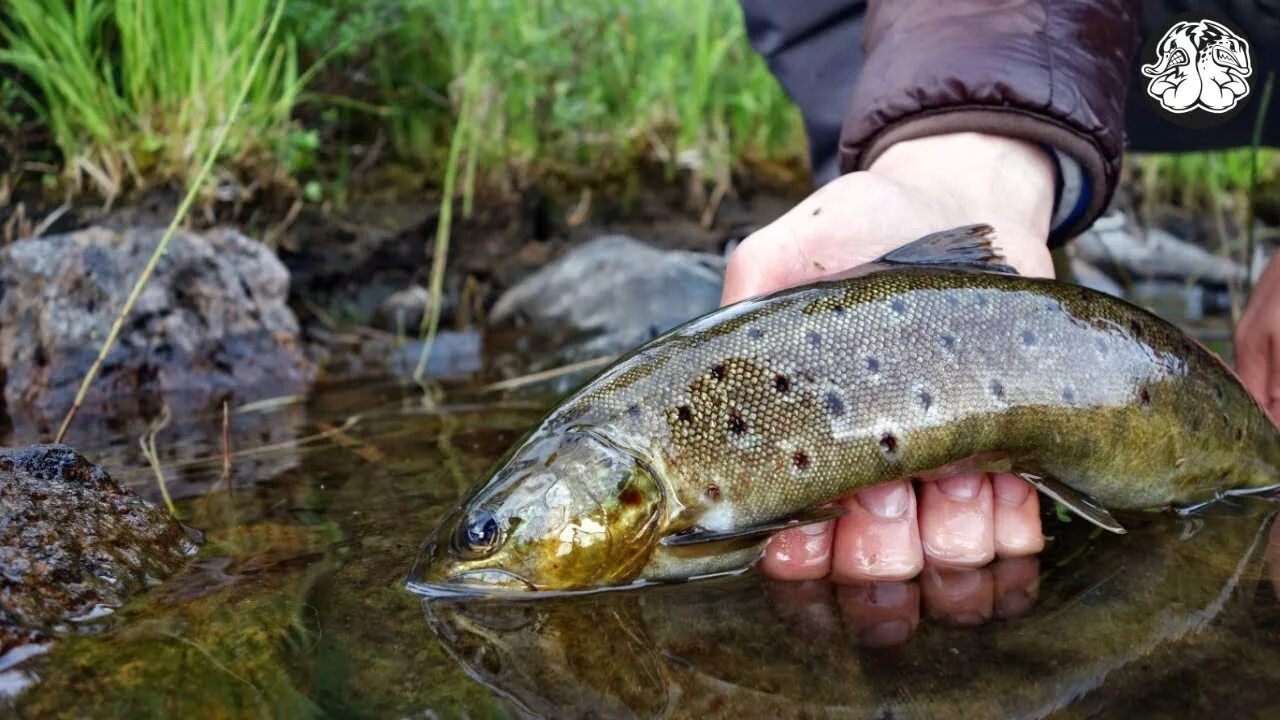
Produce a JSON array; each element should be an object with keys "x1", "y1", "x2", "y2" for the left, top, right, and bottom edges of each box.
[
  {"x1": 0, "y1": 444, "x2": 195, "y2": 657},
  {"x1": 0, "y1": 226, "x2": 314, "y2": 442},
  {"x1": 489, "y1": 235, "x2": 725, "y2": 365},
  {"x1": 1074, "y1": 212, "x2": 1247, "y2": 286}
]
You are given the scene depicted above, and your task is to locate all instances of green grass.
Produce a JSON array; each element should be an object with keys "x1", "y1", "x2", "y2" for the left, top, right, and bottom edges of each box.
[
  {"x1": 1133, "y1": 148, "x2": 1280, "y2": 212},
  {"x1": 0, "y1": 0, "x2": 306, "y2": 201},
  {"x1": 422, "y1": 0, "x2": 803, "y2": 189},
  {"x1": 1, "y1": 0, "x2": 805, "y2": 205},
  {"x1": 4, "y1": 0, "x2": 1277, "y2": 217}
]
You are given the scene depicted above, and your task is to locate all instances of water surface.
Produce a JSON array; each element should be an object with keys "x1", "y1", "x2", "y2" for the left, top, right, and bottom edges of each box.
[{"x1": 8, "y1": 378, "x2": 1280, "y2": 718}]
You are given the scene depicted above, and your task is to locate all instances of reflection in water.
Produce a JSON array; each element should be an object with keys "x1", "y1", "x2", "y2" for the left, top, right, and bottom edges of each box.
[
  {"x1": 427, "y1": 511, "x2": 1274, "y2": 720},
  {"x1": 9, "y1": 377, "x2": 1280, "y2": 717}
]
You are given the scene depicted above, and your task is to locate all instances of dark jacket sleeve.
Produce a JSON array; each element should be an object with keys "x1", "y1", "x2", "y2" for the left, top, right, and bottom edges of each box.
[{"x1": 839, "y1": 0, "x2": 1142, "y2": 240}]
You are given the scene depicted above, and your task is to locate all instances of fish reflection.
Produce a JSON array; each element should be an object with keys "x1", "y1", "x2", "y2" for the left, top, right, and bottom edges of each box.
[{"x1": 426, "y1": 511, "x2": 1273, "y2": 719}]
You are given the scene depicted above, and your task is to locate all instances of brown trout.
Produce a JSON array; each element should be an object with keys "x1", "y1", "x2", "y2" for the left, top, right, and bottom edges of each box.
[{"x1": 409, "y1": 225, "x2": 1280, "y2": 595}]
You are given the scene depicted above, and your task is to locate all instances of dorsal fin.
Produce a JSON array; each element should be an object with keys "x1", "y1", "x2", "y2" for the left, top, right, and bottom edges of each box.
[{"x1": 875, "y1": 224, "x2": 1019, "y2": 274}]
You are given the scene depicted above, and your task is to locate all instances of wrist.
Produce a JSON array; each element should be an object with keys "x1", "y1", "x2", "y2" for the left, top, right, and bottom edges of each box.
[{"x1": 869, "y1": 133, "x2": 1056, "y2": 277}]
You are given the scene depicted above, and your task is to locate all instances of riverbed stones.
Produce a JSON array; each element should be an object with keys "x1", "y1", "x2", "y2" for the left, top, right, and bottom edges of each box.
[
  {"x1": 0, "y1": 225, "x2": 314, "y2": 439},
  {"x1": 489, "y1": 235, "x2": 725, "y2": 364},
  {"x1": 0, "y1": 444, "x2": 195, "y2": 656}
]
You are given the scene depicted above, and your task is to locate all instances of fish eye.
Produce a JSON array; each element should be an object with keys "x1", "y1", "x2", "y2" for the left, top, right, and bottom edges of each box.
[{"x1": 454, "y1": 510, "x2": 501, "y2": 558}]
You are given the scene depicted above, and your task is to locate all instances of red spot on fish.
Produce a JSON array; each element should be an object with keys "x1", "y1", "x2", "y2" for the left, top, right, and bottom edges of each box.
[
  {"x1": 710, "y1": 364, "x2": 726, "y2": 381},
  {"x1": 791, "y1": 451, "x2": 810, "y2": 470},
  {"x1": 705, "y1": 485, "x2": 722, "y2": 502},
  {"x1": 619, "y1": 487, "x2": 643, "y2": 506},
  {"x1": 773, "y1": 374, "x2": 790, "y2": 393}
]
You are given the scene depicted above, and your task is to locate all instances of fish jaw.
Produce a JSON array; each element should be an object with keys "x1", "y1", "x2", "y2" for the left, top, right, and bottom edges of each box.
[{"x1": 407, "y1": 429, "x2": 668, "y2": 595}]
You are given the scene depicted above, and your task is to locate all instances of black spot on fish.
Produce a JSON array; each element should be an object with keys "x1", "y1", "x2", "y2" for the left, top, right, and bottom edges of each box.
[
  {"x1": 1235, "y1": 427, "x2": 1245, "y2": 442},
  {"x1": 792, "y1": 451, "x2": 810, "y2": 470},
  {"x1": 811, "y1": 206, "x2": 822, "y2": 216},
  {"x1": 627, "y1": 404, "x2": 642, "y2": 419},
  {"x1": 705, "y1": 485, "x2": 722, "y2": 502},
  {"x1": 824, "y1": 392, "x2": 845, "y2": 417},
  {"x1": 891, "y1": 299, "x2": 907, "y2": 315},
  {"x1": 1062, "y1": 386, "x2": 1076, "y2": 403},
  {"x1": 677, "y1": 405, "x2": 693, "y2": 424},
  {"x1": 1045, "y1": 300, "x2": 1059, "y2": 312},
  {"x1": 990, "y1": 379, "x2": 1005, "y2": 398},
  {"x1": 748, "y1": 327, "x2": 763, "y2": 339},
  {"x1": 833, "y1": 305, "x2": 847, "y2": 316},
  {"x1": 1129, "y1": 319, "x2": 1143, "y2": 337},
  {"x1": 918, "y1": 391, "x2": 932, "y2": 411},
  {"x1": 1138, "y1": 387, "x2": 1151, "y2": 407},
  {"x1": 879, "y1": 433, "x2": 899, "y2": 456},
  {"x1": 939, "y1": 335, "x2": 955, "y2": 351},
  {"x1": 807, "y1": 331, "x2": 822, "y2": 348},
  {"x1": 710, "y1": 364, "x2": 726, "y2": 381},
  {"x1": 728, "y1": 410, "x2": 747, "y2": 435},
  {"x1": 866, "y1": 357, "x2": 880, "y2": 373},
  {"x1": 773, "y1": 374, "x2": 791, "y2": 393},
  {"x1": 1216, "y1": 385, "x2": 1226, "y2": 402},
  {"x1": 1021, "y1": 330, "x2": 1037, "y2": 346}
]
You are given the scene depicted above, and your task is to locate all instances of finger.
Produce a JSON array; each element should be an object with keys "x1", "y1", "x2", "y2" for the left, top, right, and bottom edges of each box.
[
  {"x1": 992, "y1": 556, "x2": 1040, "y2": 619},
  {"x1": 1267, "y1": 357, "x2": 1280, "y2": 426},
  {"x1": 992, "y1": 473, "x2": 1045, "y2": 557},
  {"x1": 760, "y1": 521, "x2": 834, "y2": 580},
  {"x1": 918, "y1": 473, "x2": 995, "y2": 567},
  {"x1": 836, "y1": 581, "x2": 920, "y2": 647},
  {"x1": 921, "y1": 566, "x2": 994, "y2": 627},
  {"x1": 829, "y1": 479, "x2": 924, "y2": 582},
  {"x1": 1233, "y1": 315, "x2": 1270, "y2": 408}
]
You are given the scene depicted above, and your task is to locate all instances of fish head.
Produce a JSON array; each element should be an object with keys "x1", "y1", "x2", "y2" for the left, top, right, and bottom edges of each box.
[{"x1": 409, "y1": 429, "x2": 664, "y2": 594}]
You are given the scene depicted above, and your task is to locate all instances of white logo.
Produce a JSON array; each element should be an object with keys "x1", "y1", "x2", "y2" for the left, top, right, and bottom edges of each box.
[{"x1": 1142, "y1": 19, "x2": 1251, "y2": 114}]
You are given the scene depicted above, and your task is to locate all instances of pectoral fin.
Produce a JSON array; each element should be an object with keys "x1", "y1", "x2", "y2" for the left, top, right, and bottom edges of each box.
[
  {"x1": 660, "y1": 503, "x2": 847, "y2": 547},
  {"x1": 1017, "y1": 472, "x2": 1127, "y2": 534},
  {"x1": 875, "y1": 224, "x2": 1018, "y2": 274}
]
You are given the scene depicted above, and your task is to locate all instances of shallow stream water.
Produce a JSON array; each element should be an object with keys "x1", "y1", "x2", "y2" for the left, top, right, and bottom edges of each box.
[{"x1": 7, "y1": 375, "x2": 1280, "y2": 718}]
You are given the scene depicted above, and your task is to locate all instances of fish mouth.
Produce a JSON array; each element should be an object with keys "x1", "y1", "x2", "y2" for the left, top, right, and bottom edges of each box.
[{"x1": 406, "y1": 568, "x2": 538, "y2": 598}]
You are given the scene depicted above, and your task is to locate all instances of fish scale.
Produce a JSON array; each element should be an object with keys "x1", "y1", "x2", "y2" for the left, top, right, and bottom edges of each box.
[
  {"x1": 411, "y1": 225, "x2": 1280, "y2": 594},
  {"x1": 563, "y1": 272, "x2": 1198, "y2": 530}
]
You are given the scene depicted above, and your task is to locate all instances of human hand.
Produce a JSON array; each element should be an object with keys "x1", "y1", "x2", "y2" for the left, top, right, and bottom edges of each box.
[
  {"x1": 721, "y1": 132, "x2": 1056, "y2": 582},
  {"x1": 1235, "y1": 255, "x2": 1280, "y2": 425}
]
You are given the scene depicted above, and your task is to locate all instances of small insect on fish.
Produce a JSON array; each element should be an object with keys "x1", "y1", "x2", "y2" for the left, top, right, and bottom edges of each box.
[{"x1": 407, "y1": 225, "x2": 1280, "y2": 596}]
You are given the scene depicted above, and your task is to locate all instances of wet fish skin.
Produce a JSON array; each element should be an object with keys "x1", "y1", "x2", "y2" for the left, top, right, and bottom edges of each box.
[{"x1": 410, "y1": 226, "x2": 1280, "y2": 594}]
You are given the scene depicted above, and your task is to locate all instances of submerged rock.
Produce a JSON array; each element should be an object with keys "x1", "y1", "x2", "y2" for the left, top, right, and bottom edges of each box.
[
  {"x1": 1074, "y1": 212, "x2": 1247, "y2": 286},
  {"x1": 0, "y1": 445, "x2": 194, "y2": 658},
  {"x1": 0, "y1": 225, "x2": 314, "y2": 441},
  {"x1": 489, "y1": 235, "x2": 724, "y2": 366}
]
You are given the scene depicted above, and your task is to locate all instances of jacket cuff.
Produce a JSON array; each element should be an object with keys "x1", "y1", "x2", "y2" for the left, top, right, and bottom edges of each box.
[{"x1": 838, "y1": 0, "x2": 1140, "y2": 242}]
